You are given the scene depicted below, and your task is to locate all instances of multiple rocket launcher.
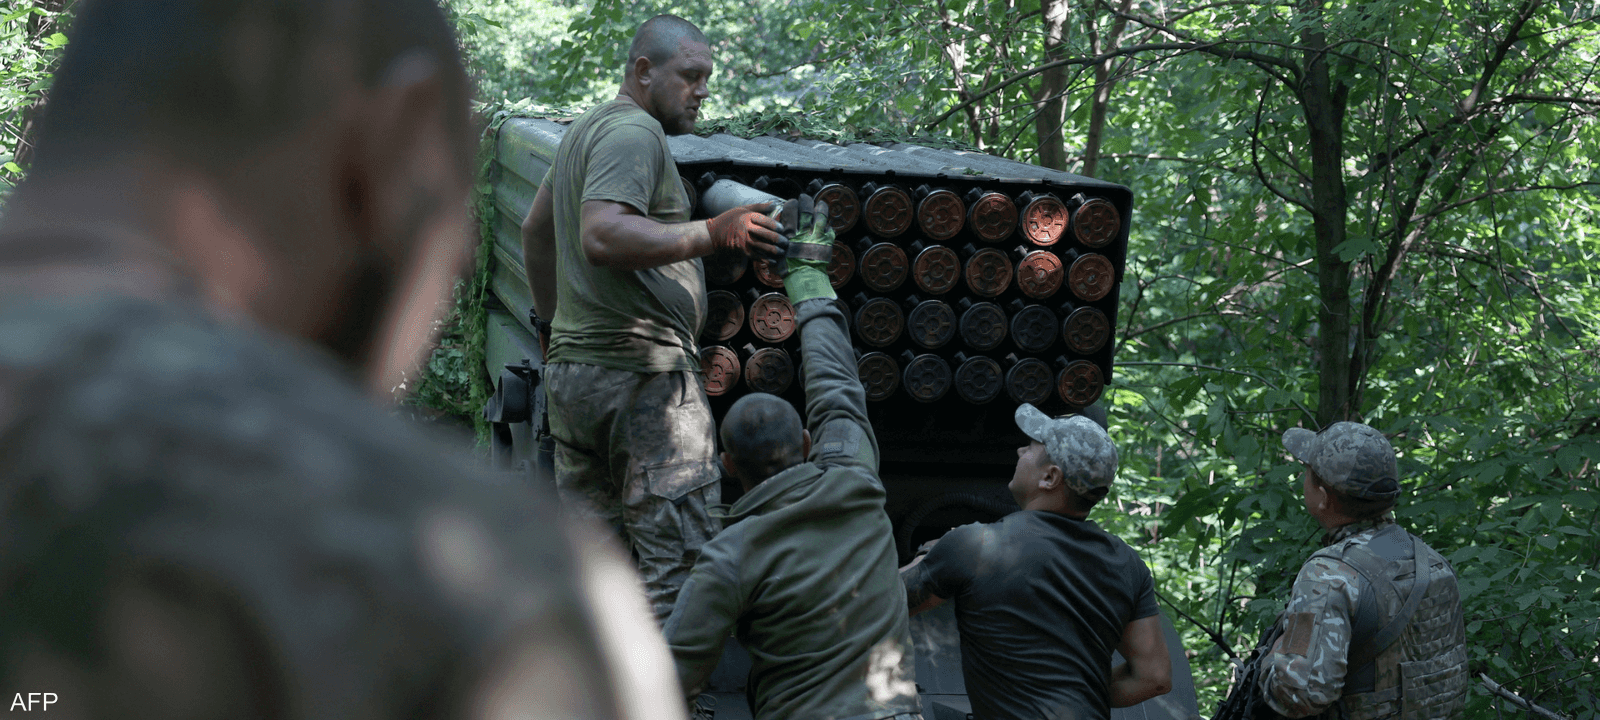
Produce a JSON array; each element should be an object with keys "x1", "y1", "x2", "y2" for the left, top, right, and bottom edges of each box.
[
  {"x1": 487, "y1": 118, "x2": 1133, "y2": 464},
  {"x1": 689, "y1": 174, "x2": 1125, "y2": 412}
]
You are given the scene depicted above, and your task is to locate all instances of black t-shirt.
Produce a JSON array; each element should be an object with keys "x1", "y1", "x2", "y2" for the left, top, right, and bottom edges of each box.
[{"x1": 904, "y1": 510, "x2": 1159, "y2": 720}]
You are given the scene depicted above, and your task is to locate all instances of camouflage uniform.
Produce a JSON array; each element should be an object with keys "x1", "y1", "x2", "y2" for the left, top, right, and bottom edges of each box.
[
  {"x1": 1262, "y1": 423, "x2": 1468, "y2": 720},
  {"x1": 546, "y1": 363, "x2": 719, "y2": 622}
]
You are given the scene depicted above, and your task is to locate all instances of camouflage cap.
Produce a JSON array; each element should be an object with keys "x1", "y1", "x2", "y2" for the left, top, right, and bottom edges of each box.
[
  {"x1": 1282, "y1": 422, "x2": 1401, "y2": 500},
  {"x1": 1015, "y1": 403, "x2": 1118, "y2": 494}
]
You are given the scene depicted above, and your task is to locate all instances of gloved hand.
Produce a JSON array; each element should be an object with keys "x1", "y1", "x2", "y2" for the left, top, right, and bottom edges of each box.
[
  {"x1": 782, "y1": 194, "x2": 836, "y2": 304},
  {"x1": 706, "y1": 202, "x2": 787, "y2": 259}
]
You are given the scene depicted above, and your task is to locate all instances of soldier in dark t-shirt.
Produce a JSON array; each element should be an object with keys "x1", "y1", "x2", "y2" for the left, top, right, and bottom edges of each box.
[
  {"x1": 0, "y1": 1, "x2": 680, "y2": 718},
  {"x1": 901, "y1": 405, "x2": 1172, "y2": 720}
]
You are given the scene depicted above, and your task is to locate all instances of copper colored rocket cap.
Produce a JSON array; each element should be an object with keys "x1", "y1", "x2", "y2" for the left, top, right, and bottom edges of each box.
[
  {"x1": 857, "y1": 352, "x2": 901, "y2": 402},
  {"x1": 907, "y1": 299, "x2": 956, "y2": 349},
  {"x1": 815, "y1": 183, "x2": 860, "y2": 234},
  {"x1": 702, "y1": 290, "x2": 746, "y2": 342},
  {"x1": 748, "y1": 292, "x2": 796, "y2": 342},
  {"x1": 954, "y1": 355, "x2": 1003, "y2": 404},
  {"x1": 1066, "y1": 253, "x2": 1115, "y2": 302},
  {"x1": 964, "y1": 247, "x2": 1013, "y2": 298},
  {"x1": 864, "y1": 185, "x2": 914, "y2": 238},
  {"x1": 854, "y1": 297, "x2": 905, "y2": 348},
  {"x1": 1063, "y1": 306, "x2": 1111, "y2": 354},
  {"x1": 1057, "y1": 359, "x2": 1105, "y2": 407},
  {"x1": 1071, "y1": 197, "x2": 1120, "y2": 249},
  {"x1": 1011, "y1": 305, "x2": 1058, "y2": 353},
  {"x1": 753, "y1": 259, "x2": 785, "y2": 289},
  {"x1": 917, "y1": 189, "x2": 965, "y2": 241},
  {"x1": 1020, "y1": 195, "x2": 1068, "y2": 246},
  {"x1": 1016, "y1": 250, "x2": 1064, "y2": 299},
  {"x1": 745, "y1": 347, "x2": 793, "y2": 395},
  {"x1": 912, "y1": 245, "x2": 961, "y2": 295},
  {"x1": 969, "y1": 192, "x2": 1018, "y2": 242},
  {"x1": 860, "y1": 242, "x2": 909, "y2": 292},
  {"x1": 828, "y1": 242, "x2": 856, "y2": 289},
  {"x1": 902, "y1": 354, "x2": 953, "y2": 403},
  {"x1": 704, "y1": 250, "x2": 747, "y2": 286},
  {"x1": 1005, "y1": 357, "x2": 1053, "y2": 405},
  {"x1": 699, "y1": 345, "x2": 741, "y2": 397},
  {"x1": 958, "y1": 301, "x2": 1007, "y2": 351}
]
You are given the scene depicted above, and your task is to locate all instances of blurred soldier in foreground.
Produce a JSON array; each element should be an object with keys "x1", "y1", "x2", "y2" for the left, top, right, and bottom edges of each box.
[
  {"x1": 901, "y1": 408, "x2": 1173, "y2": 719},
  {"x1": 663, "y1": 199, "x2": 922, "y2": 720},
  {"x1": 1252, "y1": 423, "x2": 1467, "y2": 718},
  {"x1": 520, "y1": 13, "x2": 785, "y2": 622},
  {"x1": 0, "y1": 1, "x2": 681, "y2": 718}
]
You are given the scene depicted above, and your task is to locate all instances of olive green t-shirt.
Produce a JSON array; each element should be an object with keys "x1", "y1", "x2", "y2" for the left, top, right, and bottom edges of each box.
[{"x1": 543, "y1": 98, "x2": 703, "y2": 373}]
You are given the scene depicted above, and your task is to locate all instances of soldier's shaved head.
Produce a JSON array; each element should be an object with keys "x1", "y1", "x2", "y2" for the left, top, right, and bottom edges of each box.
[
  {"x1": 625, "y1": 14, "x2": 708, "y2": 76},
  {"x1": 720, "y1": 393, "x2": 806, "y2": 483}
]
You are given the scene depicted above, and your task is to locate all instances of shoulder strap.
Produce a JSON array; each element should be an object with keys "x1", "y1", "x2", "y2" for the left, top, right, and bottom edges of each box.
[{"x1": 1346, "y1": 532, "x2": 1433, "y2": 693}]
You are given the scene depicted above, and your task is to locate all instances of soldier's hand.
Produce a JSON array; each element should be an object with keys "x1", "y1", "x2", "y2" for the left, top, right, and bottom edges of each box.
[{"x1": 707, "y1": 202, "x2": 787, "y2": 259}]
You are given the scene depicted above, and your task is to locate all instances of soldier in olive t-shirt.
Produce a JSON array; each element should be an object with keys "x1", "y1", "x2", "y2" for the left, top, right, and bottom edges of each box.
[
  {"x1": 525, "y1": 17, "x2": 786, "y2": 622},
  {"x1": 541, "y1": 97, "x2": 720, "y2": 623},
  {"x1": 543, "y1": 98, "x2": 704, "y2": 373}
]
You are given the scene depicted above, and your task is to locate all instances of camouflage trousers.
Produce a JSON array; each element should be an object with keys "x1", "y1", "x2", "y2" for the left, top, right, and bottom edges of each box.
[{"x1": 545, "y1": 362, "x2": 721, "y2": 622}]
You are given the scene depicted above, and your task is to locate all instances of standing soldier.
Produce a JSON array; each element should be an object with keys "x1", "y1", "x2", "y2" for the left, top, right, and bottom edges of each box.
[
  {"x1": 1259, "y1": 422, "x2": 1469, "y2": 718},
  {"x1": 520, "y1": 14, "x2": 785, "y2": 621},
  {"x1": 900, "y1": 406, "x2": 1173, "y2": 719}
]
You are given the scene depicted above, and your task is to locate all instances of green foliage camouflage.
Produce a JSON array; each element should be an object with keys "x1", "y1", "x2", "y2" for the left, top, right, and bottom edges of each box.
[{"x1": 449, "y1": 1, "x2": 1599, "y2": 714}]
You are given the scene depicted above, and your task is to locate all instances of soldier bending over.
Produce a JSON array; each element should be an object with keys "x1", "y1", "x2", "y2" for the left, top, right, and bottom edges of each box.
[{"x1": 664, "y1": 199, "x2": 923, "y2": 720}]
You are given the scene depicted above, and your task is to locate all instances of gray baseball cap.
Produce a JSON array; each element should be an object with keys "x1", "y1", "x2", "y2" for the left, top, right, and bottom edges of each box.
[
  {"x1": 1282, "y1": 422, "x2": 1401, "y2": 500},
  {"x1": 1015, "y1": 403, "x2": 1118, "y2": 494}
]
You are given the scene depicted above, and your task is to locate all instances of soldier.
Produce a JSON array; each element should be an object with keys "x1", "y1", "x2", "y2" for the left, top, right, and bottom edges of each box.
[
  {"x1": 0, "y1": 1, "x2": 679, "y2": 718},
  {"x1": 1259, "y1": 422, "x2": 1469, "y2": 718},
  {"x1": 663, "y1": 199, "x2": 923, "y2": 720},
  {"x1": 900, "y1": 407, "x2": 1173, "y2": 719},
  {"x1": 519, "y1": 14, "x2": 785, "y2": 621}
]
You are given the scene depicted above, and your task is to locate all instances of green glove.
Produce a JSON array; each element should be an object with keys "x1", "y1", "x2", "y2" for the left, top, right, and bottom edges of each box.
[{"x1": 782, "y1": 195, "x2": 836, "y2": 304}]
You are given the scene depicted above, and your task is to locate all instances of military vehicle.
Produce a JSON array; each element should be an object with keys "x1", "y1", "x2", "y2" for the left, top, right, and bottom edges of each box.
[{"x1": 480, "y1": 117, "x2": 1201, "y2": 720}]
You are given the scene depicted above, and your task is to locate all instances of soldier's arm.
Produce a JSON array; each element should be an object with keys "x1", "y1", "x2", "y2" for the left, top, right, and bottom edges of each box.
[
  {"x1": 580, "y1": 200, "x2": 716, "y2": 270},
  {"x1": 521, "y1": 181, "x2": 558, "y2": 321},
  {"x1": 578, "y1": 126, "x2": 780, "y2": 270},
  {"x1": 1260, "y1": 558, "x2": 1360, "y2": 718},
  {"x1": 662, "y1": 536, "x2": 745, "y2": 700},
  {"x1": 795, "y1": 298, "x2": 881, "y2": 474},
  {"x1": 1108, "y1": 615, "x2": 1173, "y2": 706}
]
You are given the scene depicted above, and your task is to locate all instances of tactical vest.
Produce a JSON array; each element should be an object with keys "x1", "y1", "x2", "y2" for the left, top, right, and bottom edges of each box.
[{"x1": 1312, "y1": 523, "x2": 1469, "y2": 720}]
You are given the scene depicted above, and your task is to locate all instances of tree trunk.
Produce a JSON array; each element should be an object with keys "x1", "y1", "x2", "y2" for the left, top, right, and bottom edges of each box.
[
  {"x1": 1299, "y1": 14, "x2": 1354, "y2": 426},
  {"x1": 1035, "y1": 0, "x2": 1069, "y2": 170},
  {"x1": 1081, "y1": 0, "x2": 1132, "y2": 177}
]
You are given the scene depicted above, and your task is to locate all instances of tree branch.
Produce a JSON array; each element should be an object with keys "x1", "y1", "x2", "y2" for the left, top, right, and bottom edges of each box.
[
  {"x1": 1117, "y1": 361, "x2": 1318, "y2": 427},
  {"x1": 924, "y1": 42, "x2": 1206, "y2": 129},
  {"x1": 1479, "y1": 673, "x2": 1571, "y2": 720}
]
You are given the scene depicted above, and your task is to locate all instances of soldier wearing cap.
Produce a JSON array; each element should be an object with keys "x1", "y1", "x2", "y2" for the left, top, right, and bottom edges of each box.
[
  {"x1": 1260, "y1": 422, "x2": 1469, "y2": 719},
  {"x1": 900, "y1": 405, "x2": 1173, "y2": 719}
]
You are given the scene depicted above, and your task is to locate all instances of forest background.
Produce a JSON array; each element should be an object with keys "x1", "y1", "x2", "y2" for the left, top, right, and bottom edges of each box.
[{"x1": 3, "y1": 0, "x2": 1598, "y2": 715}]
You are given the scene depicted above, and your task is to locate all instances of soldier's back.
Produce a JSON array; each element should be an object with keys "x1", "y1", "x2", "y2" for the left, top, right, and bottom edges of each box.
[{"x1": 0, "y1": 292, "x2": 631, "y2": 719}]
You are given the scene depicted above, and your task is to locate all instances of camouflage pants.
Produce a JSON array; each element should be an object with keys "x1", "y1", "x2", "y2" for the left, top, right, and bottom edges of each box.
[{"x1": 545, "y1": 362, "x2": 721, "y2": 622}]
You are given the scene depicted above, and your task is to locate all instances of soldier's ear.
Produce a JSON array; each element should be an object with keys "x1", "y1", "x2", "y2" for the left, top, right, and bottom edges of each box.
[{"x1": 1039, "y1": 464, "x2": 1063, "y2": 491}]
